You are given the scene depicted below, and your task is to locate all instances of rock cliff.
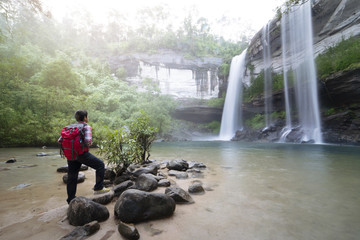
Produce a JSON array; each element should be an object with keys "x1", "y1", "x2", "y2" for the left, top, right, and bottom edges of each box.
[{"x1": 241, "y1": 0, "x2": 360, "y2": 145}]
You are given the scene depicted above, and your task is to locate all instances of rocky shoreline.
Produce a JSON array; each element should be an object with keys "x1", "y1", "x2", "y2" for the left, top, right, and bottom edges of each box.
[{"x1": 57, "y1": 159, "x2": 209, "y2": 240}]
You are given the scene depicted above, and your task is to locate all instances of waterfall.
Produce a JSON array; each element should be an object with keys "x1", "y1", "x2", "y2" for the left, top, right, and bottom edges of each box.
[
  {"x1": 219, "y1": 50, "x2": 247, "y2": 140},
  {"x1": 280, "y1": 1, "x2": 322, "y2": 143},
  {"x1": 262, "y1": 23, "x2": 273, "y2": 129}
]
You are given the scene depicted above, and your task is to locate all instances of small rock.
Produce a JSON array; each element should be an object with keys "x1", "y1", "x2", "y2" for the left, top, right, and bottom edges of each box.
[
  {"x1": 36, "y1": 152, "x2": 48, "y2": 157},
  {"x1": 11, "y1": 183, "x2": 31, "y2": 190},
  {"x1": 6, "y1": 158, "x2": 16, "y2": 163},
  {"x1": 91, "y1": 191, "x2": 115, "y2": 205},
  {"x1": 165, "y1": 186, "x2": 194, "y2": 204},
  {"x1": 60, "y1": 220, "x2": 100, "y2": 240},
  {"x1": 62, "y1": 172, "x2": 85, "y2": 184},
  {"x1": 114, "y1": 180, "x2": 135, "y2": 197},
  {"x1": 158, "y1": 179, "x2": 171, "y2": 187},
  {"x1": 118, "y1": 221, "x2": 140, "y2": 240},
  {"x1": 188, "y1": 182, "x2": 205, "y2": 195},
  {"x1": 17, "y1": 164, "x2": 37, "y2": 168},
  {"x1": 132, "y1": 165, "x2": 159, "y2": 177},
  {"x1": 57, "y1": 164, "x2": 88, "y2": 173},
  {"x1": 168, "y1": 170, "x2": 188, "y2": 179},
  {"x1": 188, "y1": 161, "x2": 206, "y2": 169},
  {"x1": 135, "y1": 174, "x2": 158, "y2": 192},
  {"x1": 104, "y1": 168, "x2": 116, "y2": 181}
]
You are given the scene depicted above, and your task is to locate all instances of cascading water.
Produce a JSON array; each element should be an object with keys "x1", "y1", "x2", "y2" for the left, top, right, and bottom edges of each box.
[
  {"x1": 262, "y1": 23, "x2": 273, "y2": 129},
  {"x1": 280, "y1": 1, "x2": 322, "y2": 143},
  {"x1": 219, "y1": 50, "x2": 247, "y2": 140}
]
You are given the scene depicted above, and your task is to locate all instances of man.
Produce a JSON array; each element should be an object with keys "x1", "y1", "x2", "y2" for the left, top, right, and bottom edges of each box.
[{"x1": 59, "y1": 110, "x2": 110, "y2": 204}]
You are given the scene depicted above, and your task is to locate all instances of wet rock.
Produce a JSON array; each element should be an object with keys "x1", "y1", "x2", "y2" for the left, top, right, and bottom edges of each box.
[
  {"x1": 132, "y1": 164, "x2": 159, "y2": 177},
  {"x1": 166, "y1": 159, "x2": 189, "y2": 171},
  {"x1": 114, "y1": 189, "x2": 176, "y2": 223},
  {"x1": 17, "y1": 164, "x2": 37, "y2": 168},
  {"x1": 188, "y1": 182, "x2": 205, "y2": 195},
  {"x1": 67, "y1": 197, "x2": 109, "y2": 226},
  {"x1": 165, "y1": 186, "x2": 194, "y2": 204},
  {"x1": 168, "y1": 170, "x2": 188, "y2": 179},
  {"x1": 158, "y1": 179, "x2": 171, "y2": 187},
  {"x1": 188, "y1": 161, "x2": 206, "y2": 169},
  {"x1": 114, "y1": 173, "x2": 132, "y2": 185},
  {"x1": 60, "y1": 220, "x2": 100, "y2": 240},
  {"x1": 57, "y1": 164, "x2": 88, "y2": 173},
  {"x1": 6, "y1": 158, "x2": 16, "y2": 163},
  {"x1": 62, "y1": 172, "x2": 85, "y2": 184},
  {"x1": 114, "y1": 180, "x2": 134, "y2": 197},
  {"x1": 36, "y1": 152, "x2": 48, "y2": 157},
  {"x1": 11, "y1": 183, "x2": 31, "y2": 190},
  {"x1": 118, "y1": 221, "x2": 140, "y2": 240},
  {"x1": 91, "y1": 191, "x2": 115, "y2": 205},
  {"x1": 135, "y1": 174, "x2": 158, "y2": 192}
]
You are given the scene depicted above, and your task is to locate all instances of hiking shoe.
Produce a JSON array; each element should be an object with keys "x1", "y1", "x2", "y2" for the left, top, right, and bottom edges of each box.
[{"x1": 94, "y1": 187, "x2": 110, "y2": 195}]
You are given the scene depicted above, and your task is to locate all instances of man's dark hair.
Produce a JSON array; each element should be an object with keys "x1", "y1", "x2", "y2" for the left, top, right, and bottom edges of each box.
[{"x1": 75, "y1": 110, "x2": 88, "y2": 122}]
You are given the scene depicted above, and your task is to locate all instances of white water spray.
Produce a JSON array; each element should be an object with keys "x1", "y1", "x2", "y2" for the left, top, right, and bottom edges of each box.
[
  {"x1": 219, "y1": 50, "x2": 247, "y2": 140},
  {"x1": 280, "y1": 1, "x2": 322, "y2": 143}
]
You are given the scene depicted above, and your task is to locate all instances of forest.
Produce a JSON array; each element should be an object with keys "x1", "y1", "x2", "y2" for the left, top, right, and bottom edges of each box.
[{"x1": 0, "y1": 0, "x2": 247, "y2": 147}]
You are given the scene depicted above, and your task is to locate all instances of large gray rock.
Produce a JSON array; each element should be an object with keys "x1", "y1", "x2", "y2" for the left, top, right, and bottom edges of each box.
[
  {"x1": 114, "y1": 189, "x2": 176, "y2": 223},
  {"x1": 168, "y1": 170, "x2": 189, "y2": 179},
  {"x1": 67, "y1": 197, "x2": 110, "y2": 226},
  {"x1": 166, "y1": 159, "x2": 189, "y2": 171}
]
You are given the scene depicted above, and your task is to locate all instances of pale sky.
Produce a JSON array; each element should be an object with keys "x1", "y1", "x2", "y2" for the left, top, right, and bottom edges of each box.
[{"x1": 43, "y1": 0, "x2": 286, "y2": 41}]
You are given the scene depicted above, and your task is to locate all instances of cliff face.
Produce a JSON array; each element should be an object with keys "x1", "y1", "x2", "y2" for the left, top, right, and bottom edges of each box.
[
  {"x1": 240, "y1": 0, "x2": 360, "y2": 145},
  {"x1": 246, "y1": 0, "x2": 360, "y2": 79},
  {"x1": 109, "y1": 50, "x2": 223, "y2": 99}
]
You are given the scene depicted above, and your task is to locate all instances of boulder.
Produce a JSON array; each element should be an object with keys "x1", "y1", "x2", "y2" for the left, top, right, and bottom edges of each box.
[
  {"x1": 188, "y1": 161, "x2": 206, "y2": 169},
  {"x1": 62, "y1": 172, "x2": 85, "y2": 184},
  {"x1": 118, "y1": 221, "x2": 140, "y2": 240},
  {"x1": 165, "y1": 186, "x2": 194, "y2": 204},
  {"x1": 114, "y1": 189, "x2": 176, "y2": 223},
  {"x1": 166, "y1": 159, "x2": 189, "y2": 171},
  {"x1": 60, "y1": 221, "x2": 100, "y2": 240},
  {"x1": 114, "y1": 180, "x2": 135, "y2": 197},
  {"x1": 67, "y1": 197, "x2": 109, "y2": 226},
  {"x1": 114, "y1": 173, "x2": 132, "y2": 185},
  {"x1": 135, "y1": 174, "x2": 158, "y2": 192}
]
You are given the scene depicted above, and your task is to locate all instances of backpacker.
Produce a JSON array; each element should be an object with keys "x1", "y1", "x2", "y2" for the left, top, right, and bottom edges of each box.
[{"x1": 60, "y1": 123, "x2": 86, "y2": 160}]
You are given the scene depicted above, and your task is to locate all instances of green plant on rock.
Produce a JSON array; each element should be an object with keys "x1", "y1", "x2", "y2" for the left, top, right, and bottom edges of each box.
[
  {"x1": 245, "y1": 113, "x2": 265, "y2": 130},
  {"x1": 129, "y1": 111, "x2": 158, "y2": 164},
  {"x1": 97, "y1": 127, "x2": 138, "y2": 175}
]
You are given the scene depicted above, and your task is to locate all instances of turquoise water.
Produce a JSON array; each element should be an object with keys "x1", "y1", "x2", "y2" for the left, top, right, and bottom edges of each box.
[{"x1": 1, "y1": 142, "x2": 360, "y2": 239}]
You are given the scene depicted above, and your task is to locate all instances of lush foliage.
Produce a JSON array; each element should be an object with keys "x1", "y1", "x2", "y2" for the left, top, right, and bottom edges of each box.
[
  {"x1": 316, "y1": 37, "x2": 360, "y2": 78},
  {"x1": 245, "y1": 114, "x2": 265, "y2": 129},
  {"x1": 97, "y1": 112, "x2": 157, "y2": 174},
  {"x1": 129, "y1": 112, "x2": 158, "y2": 164}
]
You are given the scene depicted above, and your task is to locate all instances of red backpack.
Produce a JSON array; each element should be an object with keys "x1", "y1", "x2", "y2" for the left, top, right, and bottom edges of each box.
[{"x1": 60, "y1": 123, "x2": 86, "y2": 160}]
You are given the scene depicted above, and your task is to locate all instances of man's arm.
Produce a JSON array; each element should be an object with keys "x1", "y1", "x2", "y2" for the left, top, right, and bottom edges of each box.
[{"x1": 84, "y1": 124, "x2": 93, "y2": 146}]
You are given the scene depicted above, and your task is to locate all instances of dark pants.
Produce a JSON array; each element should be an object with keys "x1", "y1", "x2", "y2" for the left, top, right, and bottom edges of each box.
[{"x1": 66, "y1": 151, "x2": 105, "y2": 204}]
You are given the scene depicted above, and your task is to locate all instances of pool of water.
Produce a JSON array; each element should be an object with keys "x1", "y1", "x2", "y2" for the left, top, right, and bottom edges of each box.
[{"x1": 1, "y1": 142, "x2": 360, "y2": 239}]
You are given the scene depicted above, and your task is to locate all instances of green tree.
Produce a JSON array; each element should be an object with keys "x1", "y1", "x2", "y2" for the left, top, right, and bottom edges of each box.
[{"x1": 129, "y1": 111, "x2": 158, "y2": 164}]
